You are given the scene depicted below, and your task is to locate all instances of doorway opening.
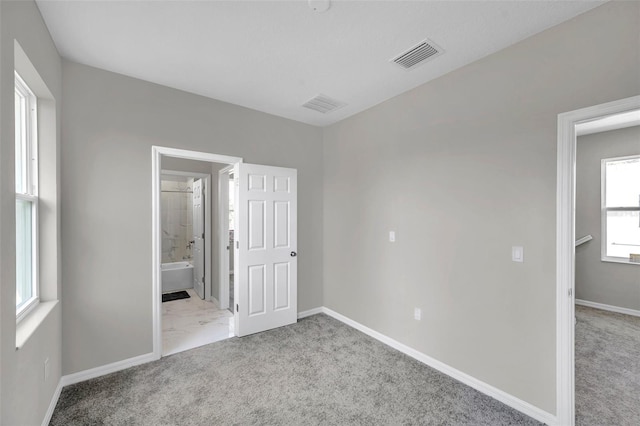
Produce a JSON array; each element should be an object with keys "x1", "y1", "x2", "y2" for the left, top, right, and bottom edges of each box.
[
  {"x1": 152, "y1": 146, "x2": 300, "y2": 358},
  {"x1": 556, "y1": 95, "x2": 640, "y2": 426},
  {"x1": 573, "y1": 108, "x2": 640, "y2": 424},
  {"x1": 152, "y1": 147, "x2": 243, "y2": 359},
  {"x1": 160, "y1": 166, "x2": 236, "y2": 356}
]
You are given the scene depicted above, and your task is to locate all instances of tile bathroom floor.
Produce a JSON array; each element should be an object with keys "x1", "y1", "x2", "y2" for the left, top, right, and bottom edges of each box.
[{"x1": 162, "y1": 289, "x2": 234, "y2": 356}]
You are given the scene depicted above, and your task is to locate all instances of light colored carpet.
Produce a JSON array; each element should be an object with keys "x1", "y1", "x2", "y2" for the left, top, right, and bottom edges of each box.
[
  {"x1": 575, "y1": 305, "x2": 640, "y2": 426},
  {"x1": 51, "y1": 314, "x2": 541, "y2": 425}
]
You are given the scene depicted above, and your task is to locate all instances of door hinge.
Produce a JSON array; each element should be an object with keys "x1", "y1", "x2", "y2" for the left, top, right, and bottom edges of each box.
[
  {"x1": 202, "y1": 277, "x2": 205, "y2": 284},
  {"x1": 202, "y1": 233, "x2": 204, "y2": 239},
  {"x1": 236, "y1": 241, "x2": 239, "y2": 249},
  {"x1": 568, "y1": 288, "x2": 573, "y2": 297},
  {"x1": 236, "y1": 304, "x2": 239, "y2": 312}
]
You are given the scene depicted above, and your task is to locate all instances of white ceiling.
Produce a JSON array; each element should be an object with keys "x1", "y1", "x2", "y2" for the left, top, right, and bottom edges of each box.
[{"x1": 36, "y1": 0, "x2": 605, "y2": 127}]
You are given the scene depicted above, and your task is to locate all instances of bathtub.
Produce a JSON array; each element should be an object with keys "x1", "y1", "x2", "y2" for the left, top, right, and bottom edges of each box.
[{"x1": 161, "y1": 261, "x2": 194, "y2": 293}]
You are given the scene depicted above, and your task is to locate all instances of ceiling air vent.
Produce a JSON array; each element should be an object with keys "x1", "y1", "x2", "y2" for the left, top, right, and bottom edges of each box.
[
  {"x1": 302, "y1": 94, "x2": 346, "y2": 114},
  {"x1": 391, "y1": 39, "x2": 443, "y2": 70}
]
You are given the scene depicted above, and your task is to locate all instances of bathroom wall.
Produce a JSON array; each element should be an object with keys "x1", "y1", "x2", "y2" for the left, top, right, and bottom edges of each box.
[
  {"x1": 576, "y1": 126, "x2": 640, "y2": 311},
  {"x1": 161, "y1": 177, "x2": 194, "y2": 263}
]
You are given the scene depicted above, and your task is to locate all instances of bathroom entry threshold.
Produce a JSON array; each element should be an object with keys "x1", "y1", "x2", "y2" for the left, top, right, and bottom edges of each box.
[{"x1": 162, "y1": 289, "x2": 235, "y2": 356}]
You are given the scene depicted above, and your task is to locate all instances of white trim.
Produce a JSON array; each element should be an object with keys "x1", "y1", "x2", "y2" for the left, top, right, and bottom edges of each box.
[
  {"x1": 15, "y1": 71, "x2": 38, "y2": 196},
  {"x1": 15, "y1": 71, "x2": 40, "y2": 321},
  {"x1": 16, "y1": 300, "x2": 58, "y2": 350},
  {"x1": 575, "y1": 299, "x2": 640, "y2": 318},
  {"x1": 203, "y1": 176, "x2": 212, "y2": 301},
  {"x1": 297, "y1": 307, "x2": 323, "y2": 319},
  {"x1": 320, "y1": 307, "x2": 557, "y2": 426},
  {"x1": 41, "y1": 379, "x2": 63, "y2": 426},
  {"x1": 152, "y1": 146, "x2": 242, "y2": 360},
  {"x1": 218, "y1": 165, "x2": 233, "y2": 309},
  {"x1": 44, "y1": 306, "x2": 555, "y2": 425},
  {"x1": 60, "y1": 352, "x2": 156, "y2": 387},
  {"x1": 601, "y1": 256, "x2": 640, "y2": 266},
  {"x1": 43, "y1": 352, "x2": 155, "y2": 424},
  {"x1": 556, "y1": 95, "x2": 640, "y2": 426}
]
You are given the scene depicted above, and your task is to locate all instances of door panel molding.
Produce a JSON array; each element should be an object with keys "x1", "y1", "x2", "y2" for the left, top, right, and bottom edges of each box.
[{"x1": 235, "y1": 163, "x2": 298, "y2": 337}]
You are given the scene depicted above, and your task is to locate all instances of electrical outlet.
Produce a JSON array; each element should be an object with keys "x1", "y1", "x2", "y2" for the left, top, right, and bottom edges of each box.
[
  {"x1": 414, "y1": 308, "x2": 421, "y2": 321},
  {"x1": 389, "y1": 231, "x2": 396, "y2": 242},
  {"x1": 44, "y1": 358, "x2": 50, "y2": 381}
]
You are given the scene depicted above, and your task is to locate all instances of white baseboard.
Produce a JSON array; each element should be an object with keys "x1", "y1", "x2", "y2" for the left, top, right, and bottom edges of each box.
[
  {"x1": 42, "y1": 353, "x2": 156, "y2": 425},
  {"x1": 45, "y1": 308, "x2": 556, "y2": 426},
  {"x1": 41, "y1": 379, "x2": 63, "y2": 426},
  {"x1": 575, "y1": 299, "x2": 640, "y2": 317},
  {"x1": 61, "y1": 352, "x2": 156, "y2": 387},
  {"x1": 321, "y1": 307, "x2": 557, "y2": 426},
  {"x1": 297, "y1": 307, "x2": 323, "y2": 319}
]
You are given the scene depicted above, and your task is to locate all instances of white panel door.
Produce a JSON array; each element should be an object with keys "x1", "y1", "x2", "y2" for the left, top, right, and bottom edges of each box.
[
  {"x1": 192, "y1": 178, "x2": 205, "y2": 299},
  {"x1": 235, "y1": 163, "x2": 297, "y2": 336}
]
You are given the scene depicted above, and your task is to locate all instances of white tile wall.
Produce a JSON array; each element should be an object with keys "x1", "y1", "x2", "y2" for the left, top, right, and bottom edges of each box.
[{"x1": 161, "y1": 179, "x2": 194, "y2": 263}]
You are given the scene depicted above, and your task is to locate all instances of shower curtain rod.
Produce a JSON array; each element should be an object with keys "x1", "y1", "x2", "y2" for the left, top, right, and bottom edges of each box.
[{"x1": 161, "y1": 190, "x2": 193, "y2": 193}]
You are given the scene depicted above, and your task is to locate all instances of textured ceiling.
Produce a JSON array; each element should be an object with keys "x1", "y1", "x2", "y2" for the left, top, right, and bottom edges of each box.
[{"x1": 36, "y1": 0, "x2": 605, "y2": 127}]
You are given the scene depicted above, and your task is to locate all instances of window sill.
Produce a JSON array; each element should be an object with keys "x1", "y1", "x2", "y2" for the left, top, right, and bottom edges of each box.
[
  {"x1": 601, "y1": 257, "x2": 640, "y2": 266},
  {"x1": 16, "y1": 300, "x2": 58, "y2": 350}
]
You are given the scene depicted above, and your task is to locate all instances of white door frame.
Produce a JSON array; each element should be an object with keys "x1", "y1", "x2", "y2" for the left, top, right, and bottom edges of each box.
[
  {"x1": 218, "y1": 165, "x2": 234, "y2": 309},
  {"x1": 152, "y1": 146, "x2": 242, "y2": 359},
  {"x1": 556, "y1": 95, "x2": 640, "y2": 425},
  {"x1": 161, "y1": 170, "x2": 211, "y2": 300}
]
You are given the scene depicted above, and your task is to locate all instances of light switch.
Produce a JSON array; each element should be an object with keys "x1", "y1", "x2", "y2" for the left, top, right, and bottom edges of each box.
[
  {"x1": 414, "y1": 308, "x2": 421, "y2": 321},
  {"x1": 389, "y1": 231, "x2": 396, "y2": 242},
  {"x1": 512, "y1": 246, "x2": 524, "y2": 262}
]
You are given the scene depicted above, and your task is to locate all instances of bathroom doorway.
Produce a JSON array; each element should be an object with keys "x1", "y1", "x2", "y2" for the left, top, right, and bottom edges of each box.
[
  {"x1": 152, "y1": 146, "x2": 299, "y2": 357},
  {"x1": 159, "y1": 156, "x2": 235, "y2": 356}
]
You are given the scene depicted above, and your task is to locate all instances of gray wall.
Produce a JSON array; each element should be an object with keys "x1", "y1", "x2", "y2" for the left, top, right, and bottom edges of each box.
[
  {"x1": 0, "y1": 1, "x2": 62, "y2": 424},
  {"x1": 322, "y1": 1, "x2": 639, "y2": 415},
  {"x1": 61, "y1": 61, "x2": 323, "y2": 375},
  {"x1": 576, "y1": 126, "x2": 640, "y2": 310}
]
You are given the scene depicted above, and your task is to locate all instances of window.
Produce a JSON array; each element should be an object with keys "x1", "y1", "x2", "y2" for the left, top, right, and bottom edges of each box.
[
  {"x1": 15, "y1": 71, "x2": 39, "y2": 319},
  {"x1": 602, "y1": 155, "x2": 640, "y2": 263}
]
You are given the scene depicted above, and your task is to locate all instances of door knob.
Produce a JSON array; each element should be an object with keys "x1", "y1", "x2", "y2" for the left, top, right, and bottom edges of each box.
[{"x1": 290, "y1": 251, "x2": 297, "y2": 257}]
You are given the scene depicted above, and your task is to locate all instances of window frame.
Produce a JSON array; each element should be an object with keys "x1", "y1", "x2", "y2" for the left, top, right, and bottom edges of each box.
[
  {"x1": 15, "y1": 71, "x2": 40, "y2": 321},
  {"x1": 600, "y1": 154, "x2": 640, "y2": 265}
]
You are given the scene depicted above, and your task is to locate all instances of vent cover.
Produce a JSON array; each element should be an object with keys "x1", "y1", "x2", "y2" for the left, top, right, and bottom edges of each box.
[
  {"x1": 391, "y1": 39, "x2": 443, "y2": 70},
  {"x1": 302, "y1": 94, "x2": 346, "y2": 114}
]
